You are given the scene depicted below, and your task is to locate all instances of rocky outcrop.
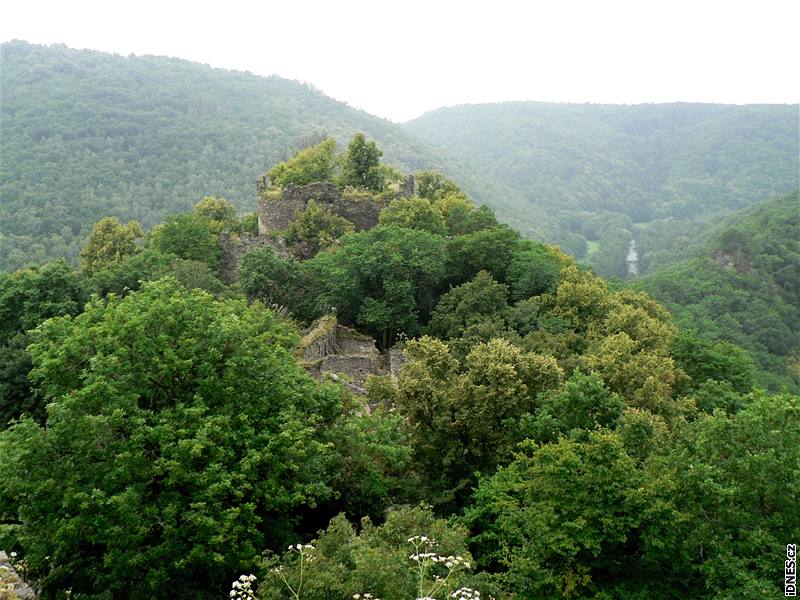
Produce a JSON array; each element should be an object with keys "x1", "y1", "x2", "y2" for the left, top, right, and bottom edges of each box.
[
  {"x1": 0, "y1": 551, "x2": 35, "y2": 599},
  {"x1": 389, "y1": 346, "x2": 407, "y2": 378},
  {"x1": 299, "y1": 315, "x2": 386, "y2": 391}
]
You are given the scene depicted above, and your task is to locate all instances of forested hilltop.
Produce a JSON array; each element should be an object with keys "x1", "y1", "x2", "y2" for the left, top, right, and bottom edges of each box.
[
  {"x1": 639, "y1": 192, "x2": 800, "y2": 392},
  {"x1": 0, "y1": 40, "x2": 559, "y2": 272},
  {"x1": 1, "y1": 140, "x2": 798, "y2": 599},
  {"x1": 405, "y1": 101, "x2": 799, "y2": 277}
]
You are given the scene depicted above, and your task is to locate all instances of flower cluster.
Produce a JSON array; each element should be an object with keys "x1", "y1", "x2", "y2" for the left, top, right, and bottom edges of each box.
[
  {"x1": 270, "y1": 542, "x2": 317, "y2": 600},
  {"x1": 353, "y1": 593, "x2": 381, "y2": 600},
  {"x1": 451, "y1": 587, "x2": 480, "y2": 600},
  {"x1": 289, "y1": 543, "x2": 316, "y2": 562},
  {"x1": 407, "y1": 534, "x2": 474, "y2": 600},
  {"x1": 229, "y1": 574, "x2": 257, "y2": 600}
]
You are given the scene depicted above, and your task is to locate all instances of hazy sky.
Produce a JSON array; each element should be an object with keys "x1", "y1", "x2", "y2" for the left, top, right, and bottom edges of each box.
[{"x1": 3, "y1": 0, "x2": 799, "y2": 122}]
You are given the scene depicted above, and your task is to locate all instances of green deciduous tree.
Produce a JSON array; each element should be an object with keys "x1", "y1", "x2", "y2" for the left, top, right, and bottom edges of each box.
[
  {"x1": 671, "y1": 331, "x2": 756, "y2": 397},
  {"x1": 379, "y1": 196, "x2": 446, "y2": 235},
  {"x1": 415, "y1": 170, "x2": 465, "y2": 202},
  {"x1": 150, "y1": 213, "x2": 220, "y2": 270},
  {"x1": 239, "y1": 246, "x2": 305, "y2": 311},
  {"x1": 520, "y1": 370, "x2": 626, "y2": 444},
  {"x1": 268, "y1": 137, "x2": 338, "y2": 187},
  {"x1": 646, "y1": 391, "x2": 800, "y2": 598},
  {"x1": 426, "y1": 271, "x2": 509, "y2": 340},
  {"x1": 339, "y1": 134, "x2": 383, "y2": 192},
  {"x1": 258, "y1": 506, "x2": 477, "y2": 600},
  {"x1": 304, "y1": 226, "x2": 446, "y2": 348},
  {"x1": 0, "y1": 261, "x2": 88, "y2": 425},
  {"x1": 444, "y1": 225, "x2": 521, "y2": 286},
  {"x1": 468, "y1": 432, "x2": 649, "y2": 598},
  {"x1": 377, "y1": 336, "x2": 562, "y2": 508},
  {"x1": 0, "y1": 260, "x2": 88, "y2": 345},
  {"x1": 507, "y1": 243, "x2": 563, "y2": 301},
  {"x1": 80, "y1": 216, "x2": 143, "y2": 274},
  {"x1": 90, "y1": 248, "x2": 176, "y2": 298},
  {"x1": 285, "y1": 200, "x2": 354, "y2": 258},
  {"x1": 193, "y1": 196, "x2": 236, "y2": 232},
  {"x1": 0, "y1": 278, "x2": 343, "y2": 599}
]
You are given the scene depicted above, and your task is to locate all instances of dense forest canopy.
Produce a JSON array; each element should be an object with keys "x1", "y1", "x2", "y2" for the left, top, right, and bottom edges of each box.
[
  {"x1": 1, "y1": 41, "x2": 556, "y2": 273},
  {"x1": 1, "y1": 36, "x2": 799, "y2": 599},
  {"x1": 405, "y1": 101, "x2": 799, "y2": 277},
  {"x1": 1, "y1": 134, "x2": 797, "y2": 598},
  {"x1": 639, "y1": 192, "x2": 800, "y2": 392},
  {"x1": 5, "y1": 41, "x2": 797, "y2": 279}
]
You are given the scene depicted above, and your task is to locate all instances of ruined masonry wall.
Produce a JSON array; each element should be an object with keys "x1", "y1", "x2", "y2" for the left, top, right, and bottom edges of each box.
[{"x1": 258, "y1": 182, "x2": 388, "y2": 233}]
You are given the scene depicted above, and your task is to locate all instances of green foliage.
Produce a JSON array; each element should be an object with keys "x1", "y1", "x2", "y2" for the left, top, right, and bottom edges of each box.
[
  {"x1": 0, "y1": 261, "x2": 88, "y2": 426},
  {"x1": 444, "y1": 225, "x2": 521, "y2": 286},
  {"x1": 537, "y1": 265, "x2": 612, "y2": 333},
  {"x1": 319, "y1": 412, "x2": 414, "y2": 524},
  {"x1": 671, "y1": 331, "x2": 756, "y2": 396},
  {"x1": 0, "y1": 260, "x2": 88, "y2": 345},
  {"x1": 407, "y1": 102, "x2": 799, "y2": 277},
  {"x1": 90, "y1": 248, "x2": 176, "y2": 297},
  {"x1": 193, "y1": 196, "x2": 236, "y2": 232},
  {"x1": 1, "y1": 41, "x2": 522, "y2": 272},
  {"x1": 268, "y1": 138, "x2": 337, "y2": 187},
  {"x1": 79, "y1": 216, "x2": 143, "y2": 274},
  {"x1": 238, "y1": 246, "x2": 304, "y2": 310},
  {"x1": 285, "y1": 200, "x2": 355, "y2": 258},
  {"x1": 150, "y1": 213, "x2": 220, "y2": 270},
  {"x1": 339, "y1": 134, "x2": 383, "y2": 191},
  {"x1": 0, "y1": 278, "x2": 343, "y2": 599},
  {"x1": 167, "y1": 259, "x2": 228, "y2": 296},
  {"x1": 639, "y1": 194, "x2": 800, "y2": 391},
  {"x1": 236, "y1": 212, "x2": 261, "y2": 236},
  {"x1": 415, "y1": 170, "x2": 465, "y2": 202},
  {"x1": 520, "y1": 370, "x2": 626, "y2": 443},
  {"x1": 507, "y1": 243, "x2": 562, "y2": 301},
  {"x1": 377, "y1": 336, "x2": 563, "y2": 508},
  {"x1": 0, "y1": 332, "x2": 39, "y2": 425},
  {"x1": 431, "y1": 193, "x2": 475, "y2": 235},
  {"x1": 259, "y1": 506, "x2": 476, "y2": 600},
  {"x1": 650, "y1": 391, "x2": 800, "y2": 598},
  {"x1": 468, "y1": 431, "x2": 648, "y2": 598},
  {"x1": 378, "y1": 196, "x2": 446, "y2": 235},
  {"x1": 427, "y1": 271, "x2": 509, "y2": 340},
  {"x1": 468, "y1": 390, "x2": 799, "y2": 599},
  {"x1": 583, "y1": 290, "x2": 677, "y2": 401},
  {"x1": 304, "y1": 226, "x2": 446, "y2": 348}
]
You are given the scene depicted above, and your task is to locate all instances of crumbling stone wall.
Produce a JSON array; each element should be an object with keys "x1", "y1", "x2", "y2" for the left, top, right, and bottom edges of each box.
[
  {"x1": 399, "y1": 174, "x2": 415, "y2": 198},
  {"x1": 299, "y1": 315, "x2": 386, "y2": 390},
  {"x1": 258, "y1": 183, "x2": 388, "y2": 234}
]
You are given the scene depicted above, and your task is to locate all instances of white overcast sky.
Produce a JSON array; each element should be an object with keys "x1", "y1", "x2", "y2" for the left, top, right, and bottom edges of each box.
[{"x1": 2, "y1": 0, "x2": 799, "y2": 122}]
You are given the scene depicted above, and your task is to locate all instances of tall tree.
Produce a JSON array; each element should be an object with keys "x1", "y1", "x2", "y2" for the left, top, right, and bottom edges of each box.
[
  {"x1": 80, "y1": 217, "x2": 143, "y2": 274},
  {"x1": 339, "y1": 133, "x2": 383, "y2": 191},
  {"x1": 0, "y1": 278, "x2": 343, "y2": 599}
]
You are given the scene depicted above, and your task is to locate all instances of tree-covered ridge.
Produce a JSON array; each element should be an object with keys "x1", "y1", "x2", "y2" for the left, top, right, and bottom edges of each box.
[
  {"x1": 639, "y1": 193, "x2": 800, "y2": 391},
  {"x1": 1, "y1": 41, "x2": 556, "y2": 273},
  {"x1": 404, "y1": 101, "x2": 799, "y2": 277},
  {"x1": 1, "y1": 144, "x2": 797, "y2": 598}
]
